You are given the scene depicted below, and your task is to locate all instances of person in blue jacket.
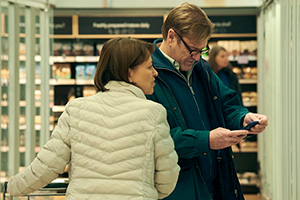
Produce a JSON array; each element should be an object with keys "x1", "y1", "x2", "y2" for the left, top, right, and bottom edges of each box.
[{"x1": 146, "y1": 3, "x2": 268, "y2": 200}]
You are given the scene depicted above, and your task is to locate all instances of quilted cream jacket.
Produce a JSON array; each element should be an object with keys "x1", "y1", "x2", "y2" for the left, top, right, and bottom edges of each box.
[{"x1": 8, "y1": 81, "x2": 180, "y2": 200}]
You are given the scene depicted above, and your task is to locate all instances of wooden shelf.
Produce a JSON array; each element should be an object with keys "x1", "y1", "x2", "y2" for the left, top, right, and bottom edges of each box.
[
  {"x1": 211, "y1": 33, "x2": 257, "y2": 38},
  {"x1": 53, "y1": 34, "x2": 162, "y2": 39},
  {"x1": 51, "y1": 56, "x2": 99, "y2": 63},
  {"x1": 239, "y1": 79, "x2": 257, "y2": 84},
  {"x1": 1, "y1": 101, "x2": 42, "y2": 107},
  {"x1": 1, "y1": 123, "x2": 54, "y2": 131},
  {"x1": 51, "y1": 79, "x2": 94, "y2": 85},
  {"x1": 1, "y1": 78, "x2": 43, "y2": 85},
  {"x1": 243, "y1": 102, "x2": 257, "y2": 107},
  {"x1": 1, "y1": 55, "x2": 41, "y2": 62},
  {"x1": 53, "y1": 105, "x2": 65, "y2": 112},
  {"x1": 1, "y1": 146, "x2": 40, "y2": 153}
]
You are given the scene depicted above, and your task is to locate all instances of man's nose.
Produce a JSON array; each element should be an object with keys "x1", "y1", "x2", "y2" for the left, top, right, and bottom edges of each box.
[{"x1": 192, "y1": 53, "x2": 201, "y2": 61}]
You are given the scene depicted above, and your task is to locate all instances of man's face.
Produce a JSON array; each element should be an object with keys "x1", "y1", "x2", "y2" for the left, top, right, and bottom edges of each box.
[{"x1": 170, "y1": 30, "x2": 208, "y2": 71}]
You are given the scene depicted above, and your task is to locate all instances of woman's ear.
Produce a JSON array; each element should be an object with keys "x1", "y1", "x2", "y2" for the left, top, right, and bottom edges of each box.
[{"x1": 128, "y1": 68, "x2": 134, "y2": 83}]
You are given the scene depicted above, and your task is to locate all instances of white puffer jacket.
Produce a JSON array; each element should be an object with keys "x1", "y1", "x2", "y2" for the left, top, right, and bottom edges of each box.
[{"x1": 8, "y1": 81, "x2": 179, "y2": 200}]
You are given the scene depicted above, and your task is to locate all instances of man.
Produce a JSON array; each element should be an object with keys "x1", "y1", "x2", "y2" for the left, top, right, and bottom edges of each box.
[{"x1": 146, "y1": 3, "x2": 268, "y2": 200}]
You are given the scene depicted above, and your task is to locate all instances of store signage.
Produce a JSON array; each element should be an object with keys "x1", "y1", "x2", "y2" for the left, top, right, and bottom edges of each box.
[
  {"x1": 53, "y1": 17, "x2": 72, "y2": 35},
  {"x1": 78, "y1": 16, "x2": 163, "y2": 35},
  {"x1": 209, "y1": 15, "x2": 256, "y2": 34}
]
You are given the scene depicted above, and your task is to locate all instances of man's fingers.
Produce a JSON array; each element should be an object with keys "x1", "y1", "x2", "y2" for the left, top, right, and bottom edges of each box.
[{"x1": 229, "y1": 130, "x2": 249, "y2": 137}]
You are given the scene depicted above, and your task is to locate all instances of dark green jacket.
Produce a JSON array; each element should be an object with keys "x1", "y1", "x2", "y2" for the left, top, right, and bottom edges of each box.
[{"x1": 147, "y1": 39, "x2": 249, "y2": 200}]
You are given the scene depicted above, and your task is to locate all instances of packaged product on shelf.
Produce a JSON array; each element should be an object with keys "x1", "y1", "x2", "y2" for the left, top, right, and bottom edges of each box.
[
  {"x1": 242, "y1": 67, "x2": 252, "y2": 79},
  {"x1": 240, "y1": 41, "x2": 257, "y2": 55},
  {"x1": 1, "y1": 69, "x2": 9, "y2": 79},
  {"x1": 19, "y1": 115, "x2": 26, "y2": 124},
  {"x1": 53, "y1": 42, "x2": 63, "y2": 56},
  {"x1": 20, "y1": 63, "x2": 26, "y2": 79},
  {"x1": 35, "y1": 90, "x2": 41, "y2": 100},
  {"x1": 73, "y1": 42, "x2": 84, "y2": 56},
  {"x1": 53, "y1": 63, "x2": 71, "y2": 79},
  {"x1": 232, "y1": 67, "x2": 242, "y2": 78},
  {"x1": 85, "y1": 64, "x2": 96, "y2": 79},
  {"x1": 75, "y1": 65, "x2": 86, "y2": 79},
  {"x1": 242, "y1": 91, "x2": 257, "y2": 106},
  {"x1": 35, "y1": 63, "x2": 41, "y2": 79},
  {"x1": 19, "y1": 43, "x2": 26, "y2": 55},
  {"x1": 229, "y1": 40, "x2": 240, "y2": 57},
  {"x1": 62, "y1": 43, "x2": 73, "y2": 56},
  {"x1": 83, "y1": 86, "x2": 96, "y2": 97},
  {"x1": 83, "y1": 44, "x2": 94, "y2": 56}
]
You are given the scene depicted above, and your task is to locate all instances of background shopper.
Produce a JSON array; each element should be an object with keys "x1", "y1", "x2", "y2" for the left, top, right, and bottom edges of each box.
[
  {"x1": 147, "y1": 3, "x2": 268, "y2": 200},
  {"x1": 208, "y1": 45, "x2": 243, "y2": 102},
  {"x1": 7, "y1": 38, "x2": 180, "y2": 200}
]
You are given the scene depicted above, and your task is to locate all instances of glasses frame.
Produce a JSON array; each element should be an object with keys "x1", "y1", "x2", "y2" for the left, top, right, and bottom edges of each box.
[{"x1": 173, "y1": 29, "x2": 210, "y2": 57}]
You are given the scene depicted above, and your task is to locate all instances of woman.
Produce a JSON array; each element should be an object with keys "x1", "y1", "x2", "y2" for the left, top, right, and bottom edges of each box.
[
  {"x1": 208, "y1": 45, "x2": 242, "y2": 101},
  {"x1": 7, "y1": 38, "x2": 180, "y2": 200}
]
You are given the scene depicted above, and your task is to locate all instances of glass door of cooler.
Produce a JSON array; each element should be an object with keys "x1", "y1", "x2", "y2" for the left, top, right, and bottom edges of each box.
[{"x1": 0, "y1": 1, "x2": 53, "y2": 183}]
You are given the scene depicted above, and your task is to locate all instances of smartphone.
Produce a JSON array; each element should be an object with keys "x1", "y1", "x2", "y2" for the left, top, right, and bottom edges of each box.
[{"x1": 241, "y1": 121, "x2": 259, "y2": 131}]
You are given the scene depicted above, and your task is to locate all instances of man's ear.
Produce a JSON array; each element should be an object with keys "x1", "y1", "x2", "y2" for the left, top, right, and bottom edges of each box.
[
  {"x1": 167, "y1": 29, "x2": 177, "y2": 44},
  {"x1": 128, "y1": 68, "x2": 134, "y2": 83}
]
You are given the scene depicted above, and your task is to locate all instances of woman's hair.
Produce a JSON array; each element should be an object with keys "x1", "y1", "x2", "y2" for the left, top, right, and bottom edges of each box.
[
  {"x1": 94, "y1": 37, "x2": 155, "y2": 92},
  {"x1": 161, "y1": 2, "x2": 215, "y2": 43},
  {"x1": 208, "y1": 45, "x2": 232, "y2": 74}
]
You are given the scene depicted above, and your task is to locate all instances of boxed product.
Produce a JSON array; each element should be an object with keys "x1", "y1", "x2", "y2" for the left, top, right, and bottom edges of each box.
[
  {"x1": 75, "y1": 65, "x2": 86, "y2": 80},
  {"x1": 85, "y1": 64, "x2": 96, "y2": 79},
  {"x1": 83, "y1": 86, "x2": 96, "y2": 97},
  {"x1": 53, "y1": 42, "x2": 62, "y2": 56},
  {"x1": 62, "y1": 43, "x2": 73, "y2": 56},
  {"x1": 73, "y1": 42, "x2": 84, "y2": 56},
  {"x1": 53, "y1": 63, "x2": 71, "y2": 79},
  {"x1": 83, "y1": 44, "x2": 94, "y2": 56}
]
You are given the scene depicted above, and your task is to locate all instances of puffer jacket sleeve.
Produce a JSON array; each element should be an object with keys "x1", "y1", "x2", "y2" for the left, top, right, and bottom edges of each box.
[
  {"x1": 153, "y1": 105, "x2": 180, "y2": 199},
  {"x1": 7, "y1": 108, "x2": 72, "y2": 196}
]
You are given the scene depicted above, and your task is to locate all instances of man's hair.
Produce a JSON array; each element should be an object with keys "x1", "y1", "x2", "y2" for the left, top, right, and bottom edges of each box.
[
  {"x1": 94, "y1": 37, "x2": 155, "y2": 92},
  {"x1": 162, "y1": 2, "x2": 215, "y2": 43}
]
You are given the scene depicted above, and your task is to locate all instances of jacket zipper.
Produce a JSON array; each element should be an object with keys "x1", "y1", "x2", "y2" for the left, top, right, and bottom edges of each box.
[
  {"x1": 194, "y1": 159, "x2": 213, "y2": 200},
  {"x1": 156, "y1": 67, "x2": 207, "y2": 130},
  {"x1": 155, "y1": 75, "x2": 188, "y2": 128}
]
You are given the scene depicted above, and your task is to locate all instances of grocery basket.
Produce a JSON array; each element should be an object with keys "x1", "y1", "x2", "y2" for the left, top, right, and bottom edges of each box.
[{"x1": 2, "y1": 179, "x2": 68, "y2": 200}]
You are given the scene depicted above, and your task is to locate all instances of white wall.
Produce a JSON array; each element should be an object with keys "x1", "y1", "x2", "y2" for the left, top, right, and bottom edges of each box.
[{"x1": 257, "y1": 0, "x2": 300, "y2": 199}]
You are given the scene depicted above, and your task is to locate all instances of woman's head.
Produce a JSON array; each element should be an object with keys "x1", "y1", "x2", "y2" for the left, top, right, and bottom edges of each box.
[
  {"x1": 208, "y1": 45, "x2": 230, "y2": 74},
  {"x1": 94, "y1": 37, "x2": 157, "y2": 94}
]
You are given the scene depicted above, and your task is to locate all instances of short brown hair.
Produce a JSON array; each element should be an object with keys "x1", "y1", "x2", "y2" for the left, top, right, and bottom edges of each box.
[
  {"x1": 94, "y1": 38, "x2": 155, "y2": 92},
  {"x1": 162, "y1": 2, "x2": 214, "y2": 43}
]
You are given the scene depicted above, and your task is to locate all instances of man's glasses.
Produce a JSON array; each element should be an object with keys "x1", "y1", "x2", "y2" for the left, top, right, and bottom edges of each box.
[{"x1": 173, "y1": 29, "x2": 210, "y2": 57}]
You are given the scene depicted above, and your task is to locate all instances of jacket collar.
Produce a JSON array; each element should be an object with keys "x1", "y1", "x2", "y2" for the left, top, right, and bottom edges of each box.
[
  {"x1": 152, "y1": 39, "x2": 177, "y2": 71},
  {"x1": 104, "y1": 81, "x2": 146, "y2": 99}
]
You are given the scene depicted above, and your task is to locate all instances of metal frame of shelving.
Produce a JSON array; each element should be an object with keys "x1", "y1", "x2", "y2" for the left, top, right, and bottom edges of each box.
[
  {"x1": 1, "y1": 0, "x2": 54, "y2": 179},
  {"x1": 8, "y1": 1, "x2": 21, "y2": 177},
  {"x1": 25, "y1": 6, "x2": 36, "y2": 166}
]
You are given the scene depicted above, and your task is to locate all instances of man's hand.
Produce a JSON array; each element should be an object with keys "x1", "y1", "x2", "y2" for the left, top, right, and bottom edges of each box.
[
  {"x1": 209, "y1": 127, "x2": 249, "y2": 150},
  {"x1": 243, "y1": 113, "x2": 268, "y2": 134}
]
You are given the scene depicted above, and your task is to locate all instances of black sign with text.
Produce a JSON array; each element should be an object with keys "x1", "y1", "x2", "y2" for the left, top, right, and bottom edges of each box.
[
  {"x1": 78, "y1": 16, "x2": 163, "y2": 35},
  {"x1": 209, "y1": 15, "x2": 256, "y2": 34},
  {"x1": 53, "y1": 17, "x2": 72, "y2": 35}
]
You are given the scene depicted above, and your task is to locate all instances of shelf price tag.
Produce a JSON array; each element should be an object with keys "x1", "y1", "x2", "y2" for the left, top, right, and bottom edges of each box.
[{"x1": 237, "y1": 55, "x2": 249, "y2": 65}]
